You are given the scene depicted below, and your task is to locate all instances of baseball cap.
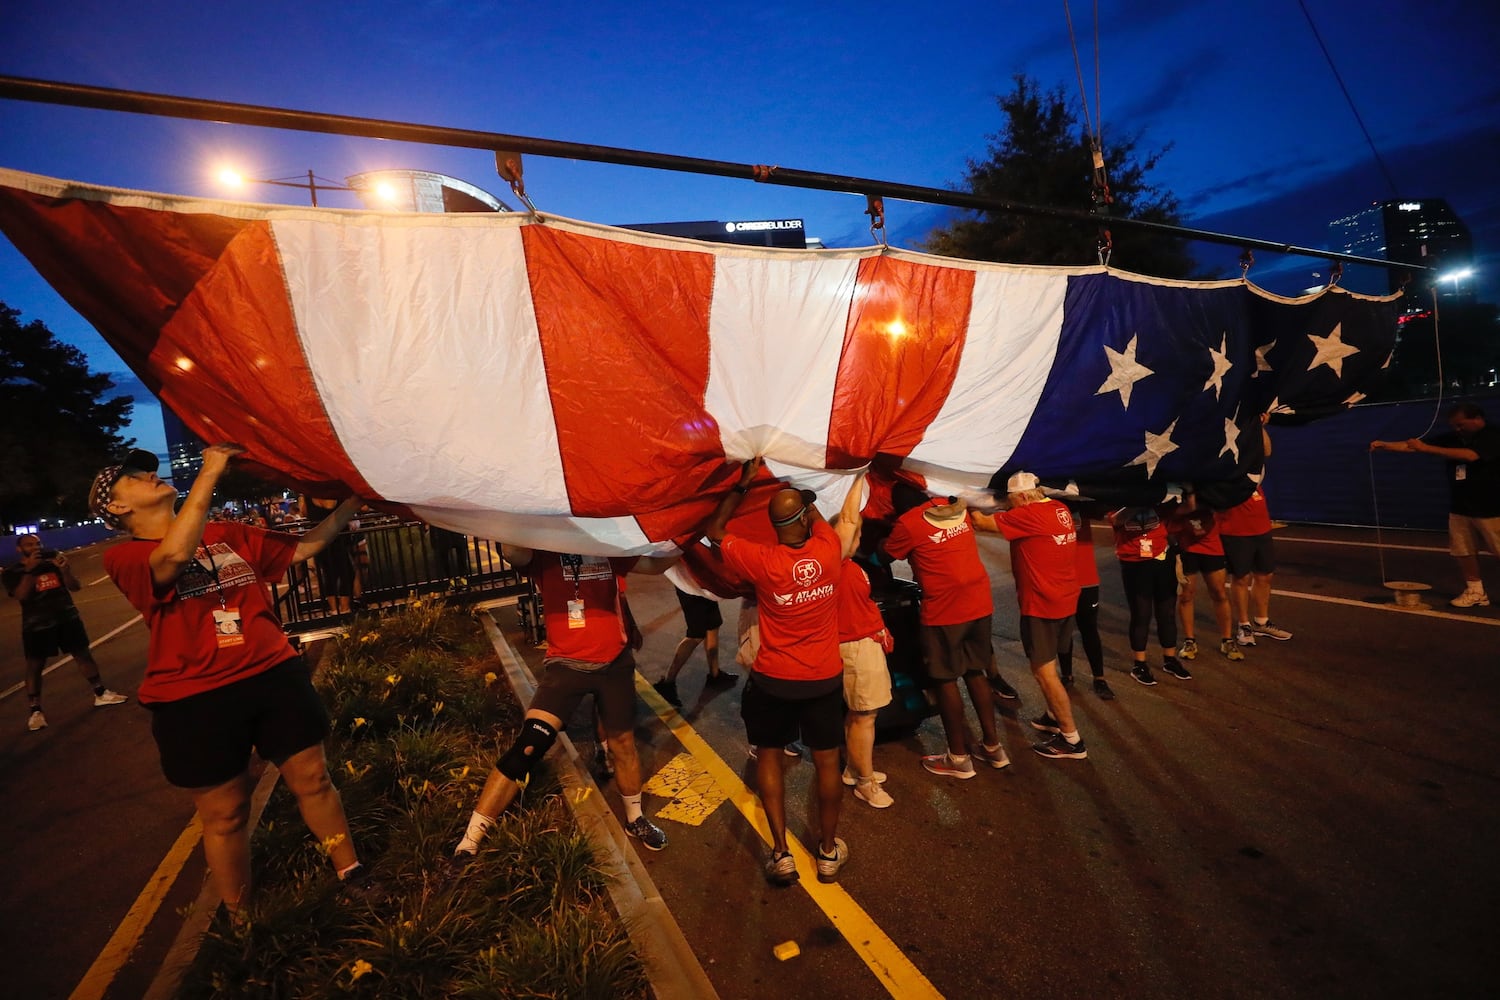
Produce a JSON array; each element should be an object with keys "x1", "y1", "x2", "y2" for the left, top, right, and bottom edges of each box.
[
  {"x1": 88, "y1": 449, "x2": 160, "y2": 528},
  {"x1": 1006, "y1": 471, "x2": 1039, "y2": 493}
]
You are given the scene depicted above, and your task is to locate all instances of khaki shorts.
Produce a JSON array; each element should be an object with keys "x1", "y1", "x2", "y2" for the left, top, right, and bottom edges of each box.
[
  {"x1": 1449, "y1": 514, "x2": 1500, "y2": 559},
  {"x1": 736, "y1": 601, "x2": 760, "y2": 668},
  {"x1": 839, "y1": 637, "x2": 893, "y2": 712}
]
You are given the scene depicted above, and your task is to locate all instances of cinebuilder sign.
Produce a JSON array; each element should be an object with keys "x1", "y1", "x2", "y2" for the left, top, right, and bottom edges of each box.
[{"x1": 622, "y1": 218, "x2": 807, "y2": 249}]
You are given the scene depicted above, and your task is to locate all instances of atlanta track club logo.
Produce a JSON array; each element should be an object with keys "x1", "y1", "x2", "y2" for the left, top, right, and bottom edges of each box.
[
  {"x1": 792, "y1": 558, "x2": 822, "y2": 587},
  {"x1": 1054, "y1": 507, "x2": 1072, "y2": 529}
]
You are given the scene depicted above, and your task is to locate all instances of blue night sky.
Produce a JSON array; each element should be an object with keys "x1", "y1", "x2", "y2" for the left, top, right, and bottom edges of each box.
[{"x1": 2, "y1": 1, "x2": 1497, "y2": 457}]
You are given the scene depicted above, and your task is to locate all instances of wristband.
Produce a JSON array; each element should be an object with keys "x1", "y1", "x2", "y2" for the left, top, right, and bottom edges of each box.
[{"x1": 731, "y1": 484, "x2": 749, "y2": 495}]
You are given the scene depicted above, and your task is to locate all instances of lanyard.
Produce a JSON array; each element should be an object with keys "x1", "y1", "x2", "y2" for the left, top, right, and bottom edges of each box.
[{"x1": 559, "y1": 553, "x2": 583, "y2": 598}]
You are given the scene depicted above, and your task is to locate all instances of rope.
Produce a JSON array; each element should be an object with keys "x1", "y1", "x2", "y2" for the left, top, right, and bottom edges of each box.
[{"x1": 1297, "y1": 0, "x2": 1401, "y2": 198}]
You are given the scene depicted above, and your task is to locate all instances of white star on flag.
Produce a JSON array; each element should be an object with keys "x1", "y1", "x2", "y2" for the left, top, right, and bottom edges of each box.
[
  {"x1": 1343, "y1": 391, "x2": 1366, "y2": 406},
  {"x1": 1204, "y1": 334, "x2": 1233, "y2": 399},
  {"x1": 1307, "y1": 323, "x2": 1360, "y2": 377},
  {"x1": 1220, "y1": 415, "x2": 1241, "y2": 465},
  {"x1": 1095, "y1": 334, "x2": 1154, "y2": 409},
  {"x1": 1130, "y1": 419, "x2": 1179, "y2": 478},
  {"x1": 1253, "y1": 341, "x2": 1275, "y2": 377}
]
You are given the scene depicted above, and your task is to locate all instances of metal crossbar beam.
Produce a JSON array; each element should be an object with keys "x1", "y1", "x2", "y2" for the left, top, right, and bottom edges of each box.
[{"x1": 0, "y1": 73, "x2": 1429, "y2": 273}]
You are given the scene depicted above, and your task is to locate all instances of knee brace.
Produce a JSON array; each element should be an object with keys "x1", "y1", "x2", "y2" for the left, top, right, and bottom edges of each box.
[{"x1": 496, "y1": 717, "x2": 558, "y2": 781}]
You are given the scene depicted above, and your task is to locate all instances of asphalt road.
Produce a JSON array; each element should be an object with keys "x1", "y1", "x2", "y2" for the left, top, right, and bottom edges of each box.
[{"x1": 3, "y1": 526, "x2": 1497, "y2": 999}]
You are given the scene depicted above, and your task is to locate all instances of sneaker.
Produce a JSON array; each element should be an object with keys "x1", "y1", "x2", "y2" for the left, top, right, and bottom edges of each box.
[
  {"x1": 93, "y1": 690, "x2": 129, "y2": 707},
  {"x1": 593, "y1": 743, "x2": 615, "y2": 779},
  {"x1": 1033, "y1": 733, "x2": 1088, "y2": 760},
  {"x1": 27, "y1": 709, "x2": 47, "y2": 732},
  {"x1": 972, "y1": 742, "x2": 1011, "y2": 770},
  {"x1": 841, "y1": 766, "x2": 887, "y2": 787},
  {"x1": 1235, "y1": 624, "x2": 1257, "y2": 647},
  {"x1": 651, "y1": 679, "x2": 682, "y2": 708},
  {"x1": 1161, "y1": 657, "x2": 1193, "y2": 681},
  {"x1": 625, "y1": 815, "x2": 669, "y2": 852},
  {"x1": 783, "y1": 742, "x2": 804, "y2": 758},
  {"x1": 853, "y1": 779, "x2": 894, "y2": 808},
  {"x1": 1093, "y1": 678, "x2": 1116, "y2": 700},
  {"x1": 987, "y1": 673, "x2": 1019, "y2": 700},
  {"x1": 703, "y1": 671, "x2": 739, "y2": 689},
  {"x1": 1130, "y1": 664, "x2": 1157, "y2": 687},
  {"x1": 1029, "y1": 712, "x2": 1062, "y2": 734},
  {"x1": 1451, "y1": 590, "x2": 1491, "y2": 608},
  {"x1": 1252, "y1": 621, "x2": 1293, "y2": 641},
  {"x1": 815, "y1": 838, "x2": 849, "y2": 883},
  {"x1": 1219, "y1": 639, "x2": 1246, "y2": 662},
  {"x1": 921, "y1": 753, "x2": 976, "y2": 779},
  {"x1": 764, "y1": 850, "x2": 799, "y2": 886},
  {"x1": 1178, "y1": 637, "x2": 1198, "y2": 660}
]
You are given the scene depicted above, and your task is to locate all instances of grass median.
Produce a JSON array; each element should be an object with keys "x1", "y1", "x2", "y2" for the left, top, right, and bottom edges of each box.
[{"x1": 177, "y1": 598, "x2": 649, "y2": 999}]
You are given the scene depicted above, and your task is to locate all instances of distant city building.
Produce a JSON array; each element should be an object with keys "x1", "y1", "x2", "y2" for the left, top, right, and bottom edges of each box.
[
  {"x1": 1328, "y1": 199, "x2": 1474, "y2": 298},
  {"x1": 346, "y1": 169, "x2": 514, "y2": 213},
  {"x1": 160, "y1": 405, "x2": 205, "y2": 490},
  {"x1": 622, "y1": 219, "x2": 810, "y2": 249}
]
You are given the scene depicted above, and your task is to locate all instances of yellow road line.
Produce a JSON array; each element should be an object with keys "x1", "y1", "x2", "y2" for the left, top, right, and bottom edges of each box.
[
  {"x1": 68, "y1": 815, "x2": 203, "y2": 1000},
  {"x1": 635, "y1": 676, "x2": 944, "y2": 1000}
]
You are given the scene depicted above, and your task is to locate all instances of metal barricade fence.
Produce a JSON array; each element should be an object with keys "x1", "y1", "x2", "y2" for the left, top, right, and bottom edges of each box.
[{"x1": 270, "y1": 515, "x2": 529, "y2": 633}]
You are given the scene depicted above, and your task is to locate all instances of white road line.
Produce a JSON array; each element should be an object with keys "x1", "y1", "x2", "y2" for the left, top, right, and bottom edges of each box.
[
  {"x1": 1272, "y1": 588, "x2": 1500, "y2": 626},
  {"x1": 1277, "y1": 536, "x2": 1452, "y2": 554},
  {"x1": 0, "y1": 614, "x2": 143, "y2": 701}
]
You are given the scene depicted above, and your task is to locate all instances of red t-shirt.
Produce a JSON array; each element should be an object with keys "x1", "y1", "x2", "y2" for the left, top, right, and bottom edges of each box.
[
  {"x1": 531, "y1": 552, "x2": 638, "y2": 665},
  {"x1": 1073, "y1": 521, "x2": 1101, "y2": 588},
  {"x1": 104, "y1": 523, "x2": 299, "y2": 704},
  {"x1": 837, "y1": 560, "x2": 886, "y2": 643},
  {"x1": 985, "y1": 500, "x2": 1080, "y2": 619},
  {"x1": 1217, "y1": 486, "x2": 1273, "y2": 537},
  {"x1": 883, "y1": 502, "x2": 993, "y2": 626},
  {"x1": 720, "y1": 520, "x2": 842, "y2": 681},
  {"x1": 1111, "y1": 507, "x2": 1172, "y2": 562},
  {"x1": 1171, "y1": 508, "x2": 1224, "y2": 556}
]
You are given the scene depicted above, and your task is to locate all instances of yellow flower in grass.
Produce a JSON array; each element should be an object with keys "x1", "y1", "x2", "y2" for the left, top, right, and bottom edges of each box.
[
  {"x1": 348, "y1": 959, "x2": 374, "y2": 982},
  {"x1": 483, "y1": 671, "x2": 498, "y2": 686},
  {"x1": 351, "y1": 717, "x2": 368, "y2": 731},
  {"x1": 449, "y1": 764, "x2": 471, "y2": 780},
  {"x1": 431, "y1": 699, "x2": 445, "y2": 716},
  {"x1": 385, "y1": 673, "x2": 401, "y2": 686}
]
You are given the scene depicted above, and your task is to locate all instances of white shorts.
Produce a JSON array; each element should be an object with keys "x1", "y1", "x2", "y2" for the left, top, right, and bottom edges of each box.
[
  {"x1": 1449, "y1": 514, "x2": 1500, "y2": 559},
  {"x1": 839, "y1": 637, "x2": 893, "y2": 712}
]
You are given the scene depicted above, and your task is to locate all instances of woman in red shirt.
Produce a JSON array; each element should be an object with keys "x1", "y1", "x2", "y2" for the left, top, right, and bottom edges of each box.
[{"x1": 1111, "y1": 504, "x2": 1188, "y2": 686}]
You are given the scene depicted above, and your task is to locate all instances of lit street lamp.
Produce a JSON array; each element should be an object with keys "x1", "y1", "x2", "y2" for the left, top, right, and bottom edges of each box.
[{"x1": 215, "y1": 167, "x2": 395, "y2": 208}]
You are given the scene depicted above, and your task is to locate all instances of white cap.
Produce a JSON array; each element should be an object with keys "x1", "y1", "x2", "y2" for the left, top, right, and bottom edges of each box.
[{"x1": 1006, "y1": 471, "x2": 1039, "y2": 493}]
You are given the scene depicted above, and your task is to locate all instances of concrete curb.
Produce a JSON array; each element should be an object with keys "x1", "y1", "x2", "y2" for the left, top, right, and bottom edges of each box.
[{"x1": 479, "y1": 611, "x2": 720, "y2": 1000}]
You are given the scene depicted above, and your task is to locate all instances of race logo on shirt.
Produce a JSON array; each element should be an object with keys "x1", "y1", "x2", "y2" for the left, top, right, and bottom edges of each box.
[
  {"x1": 926, "y1": 521, "x2": 972, "y2": 546},
  {"x1": 176, "y1": 542, "x2": 258, "y2": 600},
  {"x1": 559, "y1": 553, "x2": 613, "y2": 580},
  {"x1": 792, "y1": 558, "x2": 821, "y2": 587},
  {"x1": 773, "y1": 557, "x2": 834, "y2": 606}
]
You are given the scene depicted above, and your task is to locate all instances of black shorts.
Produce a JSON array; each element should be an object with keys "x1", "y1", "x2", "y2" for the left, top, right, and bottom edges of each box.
[
  {"x1": 21, "y1": 617, "x2": 91, "y2": 660},
  {"x1": 147, "y1": 657, "x2": 330, "y2": 789},
  {"x1": 1019, "y1": 615, "x2": 1074, "y2": 668},
  {"x1": 1178, "y1": 550, "x2": 1227, "y2": 576},
  {"x1": 674, "y1": 588, "x2": 723, "y2": 639},
  {"x1": 528, "y1": 647, "x2": 638, "y2": 739},
  {"x1": 1222, "y1": 533, "x2": 1275, "y2": 577},
  {"x1": 920, "y1": 615, "x2": 993, "y2": 682},
  {"x1": 740, "y1": 676, "x2": 844, "y2": 751}
]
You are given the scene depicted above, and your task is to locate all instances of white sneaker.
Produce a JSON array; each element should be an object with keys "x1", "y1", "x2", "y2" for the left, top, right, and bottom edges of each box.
[
  {"x1": 94, "y1": 690, "x2": 129, "y2": 707},
  {"x1": 973, "y1": 742, "x2": 1012, "y2": 770},
  {"x1": 853, "y1": 779, "x2": 894, "y2": 809},
  {"x1": 27, "y1": 709, "x2": 47, "y2": 732},
  {"x1": 841, "y1": 766, "x2": 888, "y2": 787},
  {"x1": 1450, "y1": 590, "x2": 1490, "y2": 608}
]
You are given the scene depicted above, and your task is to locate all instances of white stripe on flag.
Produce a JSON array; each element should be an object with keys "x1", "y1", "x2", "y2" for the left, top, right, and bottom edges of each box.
[
  {"x1": 706, "y1": 253, "x2": 861, "y2": 469},
  {"x1": 273, "y1": 218, "x2": 570, "y2": 513},
  {"x1": 905, "y1": 268, "x2": 1069, "y2": 483}
]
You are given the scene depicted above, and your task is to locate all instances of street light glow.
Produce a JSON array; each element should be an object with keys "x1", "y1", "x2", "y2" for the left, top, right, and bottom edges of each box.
[{"x1": 1440, "y1": 267, "x2": 1474, "y2": 283}]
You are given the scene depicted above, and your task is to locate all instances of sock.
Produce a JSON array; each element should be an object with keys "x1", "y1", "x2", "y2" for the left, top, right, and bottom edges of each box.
[
  {"x1": 1254, "y1": 617, "x2": 1269, "y2": 626},
  {"x1": 951, "y1": 753, "x2": 971, "y2": 764},
  {"x1": 1062, "y1": 730, "x2": 1081, "y2": 744},
  {"x1": 336, "y1": 860, "x2": 362, "y2": 879},
  {"x1": 456, "y1": 811, "x2": 496, "y2": 854},
  {"x1": 91, "y1": 682, "x2": 106, "y2": 696},
  {"x1": 622, "y1": 793, "x2": 644, "y2": 822}
]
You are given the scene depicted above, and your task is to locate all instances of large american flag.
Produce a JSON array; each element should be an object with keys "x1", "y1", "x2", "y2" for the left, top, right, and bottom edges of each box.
[{"x1": 0, "y1": 168, "x2": 1399, "y2": 555}]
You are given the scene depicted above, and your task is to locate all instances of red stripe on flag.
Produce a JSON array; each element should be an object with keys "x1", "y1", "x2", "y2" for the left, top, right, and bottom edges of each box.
[
  {"x1": 0, "y1": 186, "x2": 252, "y2": 396},
  {"x1": 826, "y1": 256, "x2": 973, "y2": 467},
  {"x1": 523, "y1": 226, "x2": 722, "y2": 520},
  {"x1": 149, "y1": 222, "x2": 374, "y2": 497}
]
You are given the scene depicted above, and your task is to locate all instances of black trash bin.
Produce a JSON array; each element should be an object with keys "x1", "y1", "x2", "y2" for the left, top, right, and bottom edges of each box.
[{"x1": 868, "y1": 573, "x2": 937, "y2": 737}]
